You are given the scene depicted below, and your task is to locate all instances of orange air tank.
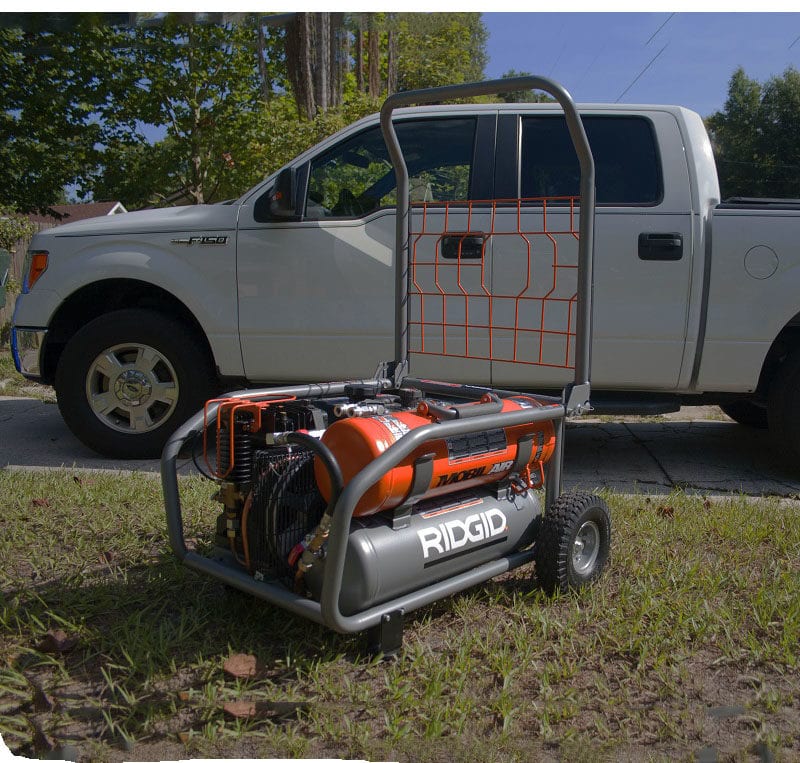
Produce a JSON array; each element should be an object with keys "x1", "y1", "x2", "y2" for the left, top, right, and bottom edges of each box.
[{"x1": 314, "y1": 395, "x2": 557, "y2": 517}]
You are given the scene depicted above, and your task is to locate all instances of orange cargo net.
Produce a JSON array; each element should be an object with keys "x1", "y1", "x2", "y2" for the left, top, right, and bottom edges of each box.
[{"x1": 409, "y1": 196, "x2": 579, "y2": 370}]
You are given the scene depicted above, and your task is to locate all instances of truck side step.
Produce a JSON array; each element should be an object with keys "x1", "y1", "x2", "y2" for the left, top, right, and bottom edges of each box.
[{"x1": 587, "y1": 393, "x2": 681, "y2": 416}]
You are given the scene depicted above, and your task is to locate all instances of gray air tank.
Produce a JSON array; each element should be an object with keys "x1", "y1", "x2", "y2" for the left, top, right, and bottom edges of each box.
[{"x1": 305, "y1": 485, "x2": 542, "y2": 615}]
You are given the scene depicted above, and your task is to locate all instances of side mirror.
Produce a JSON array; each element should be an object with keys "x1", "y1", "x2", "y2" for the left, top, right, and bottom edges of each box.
[
  {"x1": 269, "y1": 167, "x2": 298, "y2": 217},
  {"x1": 253, "y1": 166, "x2": 300, "y2": 223}
]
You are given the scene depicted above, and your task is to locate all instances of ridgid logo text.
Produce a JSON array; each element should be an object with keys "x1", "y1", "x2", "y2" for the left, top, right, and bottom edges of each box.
[{"x1": 417, "y1": 508, "x2": 508, "y2": 560}]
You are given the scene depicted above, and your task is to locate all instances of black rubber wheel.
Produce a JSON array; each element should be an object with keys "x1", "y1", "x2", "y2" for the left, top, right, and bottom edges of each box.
[
  {"x1": 767, "y1": 349, "x2": 800, "y2": 472},
  {"x1": 719, "y1": 400, "x2": 768, "y2": 429},
  {"x1": 534, "y1": 492, "x2": 611, "y2": 595},
  {"x1": 55, "y1": 309, "x2": 216, "y2": 459}
]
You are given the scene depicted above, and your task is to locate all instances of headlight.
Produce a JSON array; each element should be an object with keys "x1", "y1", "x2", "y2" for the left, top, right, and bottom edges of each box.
[{"x1": 22, "y1": 250, "x2": 49, "y2": 293}]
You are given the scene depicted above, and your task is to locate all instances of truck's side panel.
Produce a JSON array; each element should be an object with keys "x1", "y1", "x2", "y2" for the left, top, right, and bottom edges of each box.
[
  {"x1": 698, "y1": 209, "x2": 800, "y2": 391},
  {"x1": 492, "y1": 108, "x2": 696, "y2": 391}
]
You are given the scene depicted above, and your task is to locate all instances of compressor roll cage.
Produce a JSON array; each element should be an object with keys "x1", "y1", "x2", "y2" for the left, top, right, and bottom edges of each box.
[{"x1": 162, "y1": 74, "x2": 597, "y2": 645}]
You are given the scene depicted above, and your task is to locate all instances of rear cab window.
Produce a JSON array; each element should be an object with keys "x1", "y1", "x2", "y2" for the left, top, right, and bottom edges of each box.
[{"x1": 520, "y1": 115, "x2": 663, "y2": 205}]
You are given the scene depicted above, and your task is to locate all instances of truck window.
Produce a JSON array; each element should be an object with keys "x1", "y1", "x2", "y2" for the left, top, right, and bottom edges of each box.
[
  {"x1": 520, "y1": 116, "x2": 662, "y2": 205},
  {"x1": 305, "y1": 118, "x2": 476, "y2": 219}
]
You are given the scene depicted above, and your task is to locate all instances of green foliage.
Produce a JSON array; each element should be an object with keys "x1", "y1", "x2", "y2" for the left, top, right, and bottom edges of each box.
[
  {"x1": 394, "y1": 13, "x2": 487, "y2": 91},
  {"x1": 0, "y1": 20, "x2": 112, "y2": 214},
  {"x1": 0, "y1": 207, "x2": 36, "y2": 252},
  {"x1": 245, "y1": 92, "x2": 380, "y2": 189},
  {"x1": 707, "y1": 66, "x2": 800, "y2": 198},
  {"x1": 1, "y1": 13, "x2": 489, "y2": 211},
  {"x1": 83, "y1": 17, "x2": 286, "y2": 206},
  {"x1": 497, "y1": 69, "x2": 555, "y2": 104}
]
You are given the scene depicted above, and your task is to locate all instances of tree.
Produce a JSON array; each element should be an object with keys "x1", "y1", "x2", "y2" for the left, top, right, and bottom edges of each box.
[
  {"x1": 349, "y1": 13, "x2": 487, "y2": 97},
  {"x1": 2, "y1": 13, "x2": 490, "y2": 211},
  {"x1": 0, "y1": 18, "x2": 113, "y2": 213},
  {"x1": 497, "y1": 70, "x2": 554, "y2": 104},
  {"x1": 284, "y1": 13, "x2": 346, "y2": 120},
  {"x1": 707, "y1": 67, "x2": 800, "y2": 198},
  {"x1": 394, "y1": 13, "x2": 487, "y2": 92},
  {"x1": 87, "y1": 16, "x2": 286, "y2": 206}
]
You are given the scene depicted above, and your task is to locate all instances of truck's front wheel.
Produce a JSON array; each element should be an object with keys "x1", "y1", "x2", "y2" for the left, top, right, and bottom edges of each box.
[
  {"x1": 55, "y1": 309, "x2": 216, "y2": 459},
  {"x1": 767, "y1": 348, "x2": 800, "y2": 473}
]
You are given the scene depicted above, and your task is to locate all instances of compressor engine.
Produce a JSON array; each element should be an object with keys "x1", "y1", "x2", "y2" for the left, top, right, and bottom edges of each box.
[{"x1": 202, "y1": 383, "x2": 556, "y2": 615}]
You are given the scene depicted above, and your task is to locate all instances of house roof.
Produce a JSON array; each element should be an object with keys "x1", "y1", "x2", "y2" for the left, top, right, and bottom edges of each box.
[{"x1": 28, "y1": 201, "x2": 127, "y2": 226}]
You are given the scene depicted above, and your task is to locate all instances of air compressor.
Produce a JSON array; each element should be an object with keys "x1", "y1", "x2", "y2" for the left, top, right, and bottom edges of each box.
[{"x1": 162, "y1": 73, "x2": 612, "y2": 654}]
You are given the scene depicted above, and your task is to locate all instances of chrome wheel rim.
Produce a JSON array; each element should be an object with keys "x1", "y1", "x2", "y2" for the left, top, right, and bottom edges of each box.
[
  {"x1": 86, "y1": 343, "x2": 179, "y2": 435},
  {"x1": 572, "y1": 520, "x2": 601, "y2": 575}
]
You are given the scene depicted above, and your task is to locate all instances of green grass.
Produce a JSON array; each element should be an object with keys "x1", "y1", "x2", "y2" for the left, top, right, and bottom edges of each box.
[
  {"x1": 1, "y1": 470, "x2": 799, "y2": 761},
  {"x1": 0, "y1": 347, "x2": 54, "y2": 400}
]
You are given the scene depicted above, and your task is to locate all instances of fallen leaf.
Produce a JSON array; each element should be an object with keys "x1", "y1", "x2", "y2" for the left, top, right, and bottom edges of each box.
[
  {"x1": 177, "y1": 690, "x2": 191, "y2": 702},
  {"x1": 222, "y1": 700, "x2": 257, "y2": 719},
  {"x1": 223, "y1": 653, "x2": 260, "y2": 679},
  {"x1": 98, "y1": 551, "x2": 114, "y2": 565},
  {"x1": 656, "y1": 504, "x2": 674, "y2": 518},
  {"x1": 31, "y1": 498, "x2": 51, "y2": 508},
  {"x1": 37, "y1": 629, "x2": 78, "y2": 654},
  {"x1": 178, "y1": 731, "x2": 191, "y2": 744},
  {"x1": 703, "y1": 499, "x2": 712, "y2": 509}
]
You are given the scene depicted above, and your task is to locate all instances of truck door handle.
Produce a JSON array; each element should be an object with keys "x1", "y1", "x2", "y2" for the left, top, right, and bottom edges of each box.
[
  {"x1": 440, "y1": 233, "x2": 487, "y2": 260},
  {"x1": 638, "y1": 232, "x2": 683, "y2": 261}
]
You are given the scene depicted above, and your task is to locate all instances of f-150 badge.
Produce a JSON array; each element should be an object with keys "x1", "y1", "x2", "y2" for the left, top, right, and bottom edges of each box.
[{"x1": 170, "y1": 235, "x2": 228, "y2": 246}]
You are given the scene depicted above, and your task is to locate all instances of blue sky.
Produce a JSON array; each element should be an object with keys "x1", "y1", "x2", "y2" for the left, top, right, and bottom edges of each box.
[{"x1": 482, "y1": 12, "x2": 800, "y2": 117}]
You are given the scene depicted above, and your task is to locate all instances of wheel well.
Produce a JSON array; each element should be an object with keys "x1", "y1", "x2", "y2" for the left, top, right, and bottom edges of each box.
[
  {"x1": 41, "y1": 279, "x2": 216, "y2": 384},
  {"x1": 755, "y1": 312, "x2": 800, "y2": 398}
]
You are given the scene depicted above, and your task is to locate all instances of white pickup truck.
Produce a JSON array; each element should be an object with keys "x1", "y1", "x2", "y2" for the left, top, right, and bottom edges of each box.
[{"x1": 10, "y1": 101, "x2": 800, "y2": 469}]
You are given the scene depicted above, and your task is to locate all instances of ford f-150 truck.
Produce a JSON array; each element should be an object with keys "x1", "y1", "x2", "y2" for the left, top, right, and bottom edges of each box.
[{"x1": 11, "y1": 101, "x2": 800, "y2": 470}]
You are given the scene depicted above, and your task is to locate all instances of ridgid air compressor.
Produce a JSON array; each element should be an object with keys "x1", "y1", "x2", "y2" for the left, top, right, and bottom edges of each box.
[{"x1": 162, "y1": 75, "x2": 611, "y2": 654}]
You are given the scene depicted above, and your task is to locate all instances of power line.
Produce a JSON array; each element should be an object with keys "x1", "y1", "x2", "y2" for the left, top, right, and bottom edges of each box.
[
  {"x1": 645, "y1": 12, "x2": 675, "y2": 45},
  {"x1": 616, "y1": 44, "x2": 668, "y2": 102},
  {"x1": 790, "y1": 34, "x2": 800, "y2": 49}
]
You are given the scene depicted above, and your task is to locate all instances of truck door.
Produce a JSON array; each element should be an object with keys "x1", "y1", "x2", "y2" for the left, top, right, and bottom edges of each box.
[
  {"x1": 490, "y1": 111, "x2": 694, "y2": 391},
  {"x1": 236, "y1": 114, "x2": 496, "y2": 384}
]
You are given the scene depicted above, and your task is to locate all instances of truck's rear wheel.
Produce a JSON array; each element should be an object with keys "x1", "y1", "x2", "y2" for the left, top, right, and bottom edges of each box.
[
  {"x1": 55, "y1": 309, "x2": 216, "y2": 458},
  {"x1": 719, "y1": 400, "x2": 768, "y2": 429},
  {"x1": 534, "y1": 492, "x2": 611, "y2": 595},
  {"x1": 767, "y1": 349, "x2": 800, "y2": 473}
]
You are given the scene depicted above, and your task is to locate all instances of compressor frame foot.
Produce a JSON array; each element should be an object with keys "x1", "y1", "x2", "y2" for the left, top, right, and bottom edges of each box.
[{"x1": 366, "y1": 610, "x2": 404, "y2": 657}]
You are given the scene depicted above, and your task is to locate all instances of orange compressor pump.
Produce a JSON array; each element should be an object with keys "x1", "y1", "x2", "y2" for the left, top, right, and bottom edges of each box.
[{"x1": 314, "y1": 394, "x2": 557, "y2": 517}]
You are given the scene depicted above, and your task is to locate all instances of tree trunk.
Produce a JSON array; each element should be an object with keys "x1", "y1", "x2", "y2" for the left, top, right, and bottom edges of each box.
[
  {"x1": 329, "y1": 11, "x2": 345, "y2": 109},
  {"x1": 355, "y1": 16, "x2": 365, "y2": 93},
  {"x1": 285, "y1": 12, "x2": 344, "y2": 119},
  {"x1": 387, "y1": 16, "x2": 398, "y2": 96},
  {"x1": 368, "y1": 14, "x2": 380, "y2": 98}
]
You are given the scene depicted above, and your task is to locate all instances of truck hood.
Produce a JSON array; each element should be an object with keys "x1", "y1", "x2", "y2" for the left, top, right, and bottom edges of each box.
[{"x1": 42, "y1": 203, "x2": 240, "y2": 238}]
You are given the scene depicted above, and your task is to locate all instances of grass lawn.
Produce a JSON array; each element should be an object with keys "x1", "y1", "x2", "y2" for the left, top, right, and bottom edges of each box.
[
  {"x1": 1, "y1": 469, "x2": 798, "y2": 762},
  {"x1": 0, "y1": 346, "x2": 54, "y2": 401}
]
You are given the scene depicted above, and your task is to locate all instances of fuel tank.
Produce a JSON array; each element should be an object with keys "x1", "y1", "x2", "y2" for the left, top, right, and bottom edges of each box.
[{"x1": 304, "y1": 485, "x2": 542, "y2": 616}]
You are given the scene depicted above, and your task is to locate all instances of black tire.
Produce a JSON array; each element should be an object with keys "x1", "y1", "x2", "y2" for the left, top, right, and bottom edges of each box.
[
  {"x1": 719, "y1": 400, "x2": 768, "y2": 429},
  {"x1": 767, "y1": 349, "x2": 800, "y2": 472},
  {"x1": 534, "y1": 492, "x2": 611, "y2": 595},
  {"x1": 55, "y1": 309, "x2": 217, "y2": 459}
]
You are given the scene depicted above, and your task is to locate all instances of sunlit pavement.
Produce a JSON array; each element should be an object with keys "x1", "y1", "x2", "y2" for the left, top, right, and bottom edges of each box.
[{"x1": 2, "y1": 396, "x2": 799, "y2": 498}]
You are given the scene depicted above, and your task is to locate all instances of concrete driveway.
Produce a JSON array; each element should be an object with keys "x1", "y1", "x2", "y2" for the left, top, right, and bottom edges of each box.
[{"x1": 2, "y1": 395, "x2": 799, "y2": 497}]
